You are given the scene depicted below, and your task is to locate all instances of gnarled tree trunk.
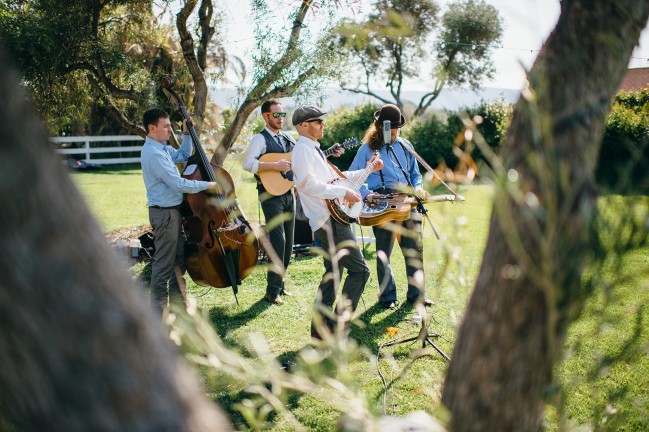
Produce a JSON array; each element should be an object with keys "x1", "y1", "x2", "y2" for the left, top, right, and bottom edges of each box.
[
  {"x1": 0, "y1": 55, "x2": 231, "y2": 431},
  {"x1": 442, "y1": 1, "x2": 649, "y2": 430}
]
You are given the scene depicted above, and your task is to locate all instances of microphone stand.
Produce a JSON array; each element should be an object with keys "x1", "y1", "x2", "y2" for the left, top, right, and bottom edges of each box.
[
  {"x1": 386, "y1": 144, "x2": 440, "y2": 240},
  {"x1": 399, "y1": 140, "x2": 464, "y2": 201},
  {"x1": 377, "y1": 132, "x2": 450, "y2": 364}
]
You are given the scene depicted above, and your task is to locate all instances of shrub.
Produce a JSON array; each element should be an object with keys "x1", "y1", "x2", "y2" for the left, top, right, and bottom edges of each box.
[
  {"x1": 321, "y1": 100, "x2": 513, "y2": 173},
  {"x1": 404, "y1": 99, "x2": 512, "y2": 171},
  {"x1": 321, "y1": 103, "x2": 380, "y2": 169},
  {"x1": 597, "y1": 87, "x2": 649, "y2": 192}
]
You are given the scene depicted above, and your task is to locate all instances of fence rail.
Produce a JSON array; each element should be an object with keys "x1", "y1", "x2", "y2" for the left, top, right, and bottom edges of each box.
[{"x1": 52, "y1": 135, "x2": 145, "y2": 165}]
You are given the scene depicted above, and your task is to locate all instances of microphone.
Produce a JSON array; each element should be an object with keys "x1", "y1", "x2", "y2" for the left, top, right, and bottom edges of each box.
[{"x1": 383, "y1": 120, "x2": 391, "y2": 144}]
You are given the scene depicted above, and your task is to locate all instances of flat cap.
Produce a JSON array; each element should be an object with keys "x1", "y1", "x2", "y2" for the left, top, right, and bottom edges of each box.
[{"x1": 292, "y1": 105, "x2": 327, "y2": 126}]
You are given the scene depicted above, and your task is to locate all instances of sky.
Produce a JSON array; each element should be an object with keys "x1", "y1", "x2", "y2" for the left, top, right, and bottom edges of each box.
[{"x1": 213, "y1": 0, "x2": 649, "y2": 91}]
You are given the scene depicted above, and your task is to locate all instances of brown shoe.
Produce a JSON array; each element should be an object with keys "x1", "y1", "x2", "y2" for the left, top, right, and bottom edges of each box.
[{"x1": 265, "y1": 293, "x2": 283, "y2": 304}]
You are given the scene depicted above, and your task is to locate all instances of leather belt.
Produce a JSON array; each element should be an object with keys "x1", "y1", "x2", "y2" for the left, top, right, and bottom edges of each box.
[{"x1": 149, "y1": 205, "x2": 181, "y2": 209}]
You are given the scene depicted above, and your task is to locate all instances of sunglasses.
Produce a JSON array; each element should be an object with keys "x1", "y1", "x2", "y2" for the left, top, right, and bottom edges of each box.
[
  {"x1": 304, "y1": 118, "x2": 324, "y2": 124},
  {"x1": 264, "y1": 112, "x2": 287, "y2": 118}
]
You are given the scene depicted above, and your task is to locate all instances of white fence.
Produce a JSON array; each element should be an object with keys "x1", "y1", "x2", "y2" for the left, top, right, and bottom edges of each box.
[{"x1": 52, "y1": 135, "x2": 144, "y2": 165}]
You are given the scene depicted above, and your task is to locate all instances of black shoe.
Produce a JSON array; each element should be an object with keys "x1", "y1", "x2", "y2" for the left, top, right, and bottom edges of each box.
[
  {"x1": 280, "y1": 288, "x2": 293, "y2": 297},
  {"x1": 380, "y1": 300, "x2": 398, "y2": 309},
  {"x1": 407, "y1": 297, "x2": 434, "y2": 307},
  {"x1": 265, "y1": 293, "x2": 283, "y2": 304}
]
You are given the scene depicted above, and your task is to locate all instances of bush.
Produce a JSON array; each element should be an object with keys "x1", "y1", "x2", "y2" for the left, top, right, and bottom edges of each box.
[
  {"x1": 404, "y1": 99, "x2": 512, "y2": 171},
  {"x1": 403, "y1": 114, "x2": 458, "y2": 168},
  {"x1": 321, "y1": 100, "x2": 513, "y2": 173},
  {"x1": 321, "y1": 103, "x2": 380, "y2": 169},
  {"x1": 597, "y1": 88, "x2": 649, "y2": 192}
]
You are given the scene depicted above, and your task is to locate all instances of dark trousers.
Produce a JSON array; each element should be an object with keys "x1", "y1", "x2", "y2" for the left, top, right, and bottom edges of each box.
[
  {"x1": 373, "y1": 212, "x2": 424, "y2": 304},
  {"x1": 312, "y1": 218, "x2": 370, "y2": 337},
  {"x1": 149, "y1": 207, "x2": 186, "y2": 315},
  {"x1": 261, "y1": 192, "x2": 295, "y2": 296}
]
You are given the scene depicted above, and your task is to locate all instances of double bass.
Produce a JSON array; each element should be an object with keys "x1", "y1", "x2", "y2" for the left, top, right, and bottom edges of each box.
[{"x1": 161, "y1": 77, "x2": 258, "y2": 297}]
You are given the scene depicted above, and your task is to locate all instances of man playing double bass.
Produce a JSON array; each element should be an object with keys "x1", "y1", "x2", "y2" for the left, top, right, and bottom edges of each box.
[
  {"x1": 349, "y1": 104, "x2": 434, "y2": 310},
  {"x1": 141, "y1": 108, "x2": 216, "y2": 316}
]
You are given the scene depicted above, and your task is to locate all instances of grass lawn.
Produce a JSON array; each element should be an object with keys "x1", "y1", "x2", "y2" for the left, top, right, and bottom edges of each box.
[{"x1": 70, "y1": 163, "x2": 648, "y2": 431}]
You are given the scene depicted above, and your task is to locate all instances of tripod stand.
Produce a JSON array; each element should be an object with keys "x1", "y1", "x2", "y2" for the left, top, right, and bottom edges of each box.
[{"x1": 379, "y1": 307, "x2": 450, "y2": 362}]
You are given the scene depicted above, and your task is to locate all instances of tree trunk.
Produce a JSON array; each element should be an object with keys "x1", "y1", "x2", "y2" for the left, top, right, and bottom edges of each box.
[
  {"x1": 0, "y1": 55, "x2": 231, "y2": 431},
  {"x1": 441, "y1": 1, "x2": 649, "y2": 431},
  {"x1": 213, "y1": 99, "x2": 258, "y2": 165}
]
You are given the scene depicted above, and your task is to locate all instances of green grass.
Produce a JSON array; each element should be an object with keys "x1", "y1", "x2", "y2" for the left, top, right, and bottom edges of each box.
[{"x1": 70, "y1": 162, "x2": 648, "y2": 431}]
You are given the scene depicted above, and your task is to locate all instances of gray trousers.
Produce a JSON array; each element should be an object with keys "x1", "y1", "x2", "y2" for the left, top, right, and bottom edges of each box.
[
  {"x1": 149, "y1": 207, "x2": 185, "y2": 315},
  {"x1": 312, "y1": 218, "x2": 369, "y2": 337}
]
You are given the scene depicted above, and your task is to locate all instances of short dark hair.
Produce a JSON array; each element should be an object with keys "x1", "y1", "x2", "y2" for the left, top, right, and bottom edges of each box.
[
  {"x1": 142, "y1": 109, "x2": 169, "y2": 133},
  {"x1": 260, "y1": 99, "x2": 281, "y2": 114}
]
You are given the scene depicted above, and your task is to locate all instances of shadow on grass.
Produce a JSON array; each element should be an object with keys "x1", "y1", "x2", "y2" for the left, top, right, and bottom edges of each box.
[
  {"x1": 350, "y1": 300, "x2": 419, "y2": 354},
  {"x1": 208, "y1": 298, "x2": 272, "y2": 340},
  {"x1": 212, "y1": 347, "x2": 308, "y2": 430}
]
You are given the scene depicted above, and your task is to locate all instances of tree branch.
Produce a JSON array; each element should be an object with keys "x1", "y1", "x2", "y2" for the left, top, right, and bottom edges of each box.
[
  {"x1": 341, "y1": 86, "x2": 393, "y2": 105},
  {"x1": 87, "y1": 75, "x2": 146, "y2": 137},
  {"x1": 87, "y1": 1, "x2": 139, "y2": 102},
  {"x1": 197, "y1": 0, "x2": 215, "y2": 70},
  {"x1": 177, "y1": 0, "x2": 208, "y2": 119}
]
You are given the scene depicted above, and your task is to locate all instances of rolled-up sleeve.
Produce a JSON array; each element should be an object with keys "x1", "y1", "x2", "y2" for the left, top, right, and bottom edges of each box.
[{"x1": 242, "y1": 134, "x2": 266, "y2": 174}]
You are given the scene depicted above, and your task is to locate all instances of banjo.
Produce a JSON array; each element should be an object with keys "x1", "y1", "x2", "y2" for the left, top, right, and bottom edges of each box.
[{"x1": 326, "y1": 152, "x2": 382, "y2": 225}]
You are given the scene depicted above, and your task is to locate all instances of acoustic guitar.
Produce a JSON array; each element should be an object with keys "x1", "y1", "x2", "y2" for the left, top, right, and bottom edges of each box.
[
  {"x1": 358, "y1": 193, "x2": 465, "y2": 226},
  {"x1": 257, "y1": 138, "x2": 359, "y2": 196}
]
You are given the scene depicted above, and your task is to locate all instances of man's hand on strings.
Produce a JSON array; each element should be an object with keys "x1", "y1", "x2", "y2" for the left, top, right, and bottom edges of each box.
[
  {"x1": 330, "y1": 143, "x2": 345, "y2": 157},
  {"x1": 365, "y1": 192, "x2": 383, "y2": 203},
  {"x1": 367, "y1": 156, "x2": 384, "y2": 172},
  {"x1": 182, "y1": 118, "x2": 195, "y2": 134},
  {"x1": 275, "y1": 159, "x2": 291, "y2": 172},
  {"x1": 414, "y1": 187, "x2": 431, "y2": 200},
  {"x1": 343, "y1": 189, "x2": 361, "y2": 207}
]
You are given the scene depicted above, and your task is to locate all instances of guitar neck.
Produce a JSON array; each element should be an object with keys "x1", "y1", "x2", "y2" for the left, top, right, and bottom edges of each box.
[{"x1": 323, "y1": 146, "x2": 337, "y2": 157}]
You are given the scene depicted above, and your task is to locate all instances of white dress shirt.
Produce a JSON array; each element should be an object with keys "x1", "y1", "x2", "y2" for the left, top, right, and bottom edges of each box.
[
  {"x1": 291, "y1": 135, "x2": 368, "y2": 231},
  {"x1": 241, "y1": 127, "x2": 289, "y2": 174}
]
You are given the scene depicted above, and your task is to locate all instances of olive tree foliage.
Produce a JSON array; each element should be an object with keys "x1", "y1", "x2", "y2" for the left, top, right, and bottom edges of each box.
[
  {"x1": 441, "y1": 1, "x2": 649, "y2": 430},
  {"x1": 213, "y1": 0, "x2": 353, "y2": 165},
  {"x1": 337, "y1": 0, "x2": 502, "y2": 117},
  {"x1": 0, "y1": 0, "x2": 226, "y2": 136}
]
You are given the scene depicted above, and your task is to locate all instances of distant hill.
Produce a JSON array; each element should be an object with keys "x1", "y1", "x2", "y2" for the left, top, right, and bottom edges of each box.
[{"x1": 209, "y1": 86, "x2": 520, "y2": 112}]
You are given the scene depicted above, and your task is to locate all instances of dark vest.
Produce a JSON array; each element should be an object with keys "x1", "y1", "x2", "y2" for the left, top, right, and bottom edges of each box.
[{"x1": 255, "y1": 129, "x2": 296, "y2": 193}]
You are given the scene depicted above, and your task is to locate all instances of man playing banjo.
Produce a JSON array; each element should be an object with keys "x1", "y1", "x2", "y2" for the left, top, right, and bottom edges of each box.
[{"x1": 290, "y1": 105, "x2": 383, "y2": 339}]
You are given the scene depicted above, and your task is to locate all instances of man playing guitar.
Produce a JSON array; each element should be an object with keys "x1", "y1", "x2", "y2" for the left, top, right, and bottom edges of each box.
[
  {"x1": 242, "y1": 99, "x2": 297, "y2": 305},
  {"x1": 290, "y1": 105, "x2": 383, "y2": 339},
  {"x1": 349, "y1": 104, "x2": 434, "y2": 310}
]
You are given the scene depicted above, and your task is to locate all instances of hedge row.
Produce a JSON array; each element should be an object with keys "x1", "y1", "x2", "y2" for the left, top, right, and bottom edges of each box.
[{"x1": 320, "y1": 90, "x2": 648, "y2": 193}]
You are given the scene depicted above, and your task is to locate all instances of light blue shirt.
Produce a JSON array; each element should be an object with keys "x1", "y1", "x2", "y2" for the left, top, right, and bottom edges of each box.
[
  {"x1": 141, "y1": 134, "x2": 210, "y2": 207},
  {"x1": 349, "y1": 138, "x2": 422, "y2": 192}
]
